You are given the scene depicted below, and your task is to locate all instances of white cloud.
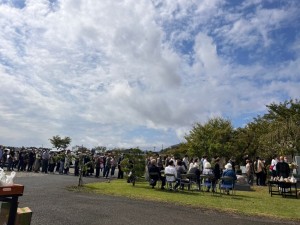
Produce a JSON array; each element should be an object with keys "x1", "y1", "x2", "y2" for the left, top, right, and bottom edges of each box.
[{"x1": 0, "y1": 0, "x2": 299, "y2": 149}]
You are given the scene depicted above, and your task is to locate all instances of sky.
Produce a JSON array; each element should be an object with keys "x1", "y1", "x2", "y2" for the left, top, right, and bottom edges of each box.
[{"x1": 0, "y1": 0, "x2": 299, "y2": 150}]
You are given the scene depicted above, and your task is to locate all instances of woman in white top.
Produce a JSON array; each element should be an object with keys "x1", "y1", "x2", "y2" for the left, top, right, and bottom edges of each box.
[
  {"x1": 271, "y1": 155, "x2": 278, "y2": 177},
  {"x1": 189, "y1": 158, "x2": 200, "y2": 170}
]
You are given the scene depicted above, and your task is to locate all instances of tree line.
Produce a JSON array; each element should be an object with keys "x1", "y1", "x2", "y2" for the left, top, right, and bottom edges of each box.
[
  {"x1": 49, "y1": 99, "x2": 300, "y2": 165},
  {"x1": 168, "y1": 99, "x2": 300, "y2": 164}
]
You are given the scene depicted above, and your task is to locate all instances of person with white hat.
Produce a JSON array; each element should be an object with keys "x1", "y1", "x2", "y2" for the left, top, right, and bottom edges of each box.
[
  {"x1": 202, "y1": 162, "x2": 216, "y2": 192},
  {"x1": 221, "y1": 163, "x2": 237, "y2": 194}
]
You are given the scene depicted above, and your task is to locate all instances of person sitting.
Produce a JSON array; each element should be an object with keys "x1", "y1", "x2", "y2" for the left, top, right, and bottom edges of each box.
[
  {"x1": 148, "y1": 159, "x2": 165, "y2": 189},
  {"x1": 164, "y1": 160, "x2": 177, "y2": 190},
  {"x1": 187, "y1": 162, "x2": 201, "y2": 190},
  {"x1": 221, "y1": 163, "x2": 237, "y2": 194},
  {"x1": 173, "y1": 160, "x2": 186, "y2": 190},
  {"x1": 202, "y1": 162, "x2": 216, "y2": 192},
  {"x1": 174, "y1": 160, "x2": 186, "y2": 190}
]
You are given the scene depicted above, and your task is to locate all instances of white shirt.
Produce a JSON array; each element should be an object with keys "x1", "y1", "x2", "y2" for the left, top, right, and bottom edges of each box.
[
  {"x1": 164, "y1": 165, "x2": 177, "y2": 181},
  {"x1": 271, "y1": 158, "x2": 277, "y2": 170}
]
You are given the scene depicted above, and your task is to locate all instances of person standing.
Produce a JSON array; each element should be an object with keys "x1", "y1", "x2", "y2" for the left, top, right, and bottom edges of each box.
[
  {"x1": 48, "y1": 152, "x2": 56, "y2": 173},
  {"x1": 228, "y1": 157, "x2": 236, "y2": 172},
  {"x1": 182, "y1": 154, "x2": 189, "y2": 170},
  {"x1": 33, "y1": 150, "x2": 41, "y2": 173},
  {"x1": 117, "y1": 154, "x2": 124, "y2": 179},
  {"x1": 7, "y1": 151, "x2": 13, "y2": 171},
  {"x1": 276, "y1": 156, "x2": 291, "y2": 192},
  {"x1": 276, "y1": 156, "x2": 290, "y2": 178},
  {"x1": 42, "y1": 150, "x2": 49, "y2": 173},
  {"x1": 104, "y1": 154, "x2": 112, "y2": 178},
  {"x1": 95, "y1": 156, "x2": 101, "y2": 178},
  {"x1": 1, "y1": 150, "x2": 7, "y2": 170},
  {"x1": 213, "y1": 157, "x2": 221, "y2": 182},
  {"x1": 27, "y1": 150, "x2": 35, "y2": 172},
  {"x1": 64, "y1": 150, "x2": 71, "y2": 175},
  {"x1": 17, "y1": 150, "x2": 24, "y2": 171},
  {"x1": 110, "y1": 156, "x2": 116, "y2": 177},
  {"x1": 254, "y1": 156, "x2": 264, "y2": 186},
  {"x1": 245, "y1": 159, "x2": 254, "y2": 186},
  {"x1": 270, "y1": 155, "x2": 278, "y2": 177},
  {"x1": 74, "y1": 155, "x2": 79, "y2": 176}
]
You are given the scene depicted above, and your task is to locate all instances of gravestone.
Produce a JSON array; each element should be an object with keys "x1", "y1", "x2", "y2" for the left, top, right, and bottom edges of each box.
[{"x1": 295, "y1": 156, "x2": 300, "y2": 175}]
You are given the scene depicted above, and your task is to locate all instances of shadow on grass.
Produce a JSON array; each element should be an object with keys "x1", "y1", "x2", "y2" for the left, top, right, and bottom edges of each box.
[{"x1": 123, "y1": 183, "x2": 262, "y2": 199}]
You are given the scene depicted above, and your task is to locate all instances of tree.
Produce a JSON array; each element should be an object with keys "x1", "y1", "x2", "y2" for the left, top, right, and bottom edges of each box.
[
  {"x1": 260, "y1": 99, "x2": 300, "y2": 157},
  {"x1": 233, "y1": 117, "x2": 270, "y2": 161},
  {"x1": 120, "y1": 148, "x2": 145, "y2": 184},
  {"x1": 49, "y1": 135, "x2": 72, "y2": 150},
  {"x1": 76, "y1": 147, "x2": 93, "y2": 187},
  {"x1": 93, "y1": 146, "x2": 107, "y2": 153},
  {"x1": 185, "y1": 117, "x2": 234, "y2": 158}
]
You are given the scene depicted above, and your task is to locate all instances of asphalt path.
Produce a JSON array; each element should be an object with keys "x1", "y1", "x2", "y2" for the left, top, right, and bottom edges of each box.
[{"x1": 11, "y1": 172, "x2": 299, "y2": 225}]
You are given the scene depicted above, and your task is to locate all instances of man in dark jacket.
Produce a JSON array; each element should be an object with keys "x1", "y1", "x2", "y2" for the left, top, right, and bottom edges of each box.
[
  {"x1": 148, "y1": 159, "x2": 165, "y2": 189},
  {"x1": 276, "y1": 156, "x2": 291, "y2": 191},
  {"x1": 276, "y1": 156, "x2": 290, "y2": 178}
]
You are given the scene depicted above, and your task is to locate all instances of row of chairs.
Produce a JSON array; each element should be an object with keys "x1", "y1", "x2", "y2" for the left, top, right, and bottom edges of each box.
[
  {"x1": 199, "y1": 175, "x2": 236, "y2": 195},
  {"x1": 149, "y1": 172, "x2": 235, "y2": 195}
]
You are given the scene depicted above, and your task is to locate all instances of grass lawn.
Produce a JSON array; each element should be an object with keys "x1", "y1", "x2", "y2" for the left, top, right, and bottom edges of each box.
[{"x1": 79, "y1": 179, "x2": 299, "y2": 221}]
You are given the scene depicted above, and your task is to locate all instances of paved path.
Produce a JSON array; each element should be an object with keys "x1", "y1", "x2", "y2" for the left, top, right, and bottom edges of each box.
[{"x1": 10, "y1": 172, "x2": 299, "y2": 225}]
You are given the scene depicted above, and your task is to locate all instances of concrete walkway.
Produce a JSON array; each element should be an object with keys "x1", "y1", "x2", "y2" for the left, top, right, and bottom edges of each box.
[{"x1": 10, "y1": 172, "x2": 299, "y2": 225}]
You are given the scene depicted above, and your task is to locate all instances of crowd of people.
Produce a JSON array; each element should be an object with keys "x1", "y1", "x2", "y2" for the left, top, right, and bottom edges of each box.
[
  {"x1": 0, "y1": 145, "x2": 124, "y2": 179},
  {"x1": 146, "y1": 154, "x2": 296, "y2": 194},
  {"x1": 146, "y1": 154, "x2": 237, "y2": 194},
  {"x1": 0, "y1": 145, "x2": 295, "y2": 194},
  {"x1": 245, "y1": 155, "x2": 293, "y2": 186}
]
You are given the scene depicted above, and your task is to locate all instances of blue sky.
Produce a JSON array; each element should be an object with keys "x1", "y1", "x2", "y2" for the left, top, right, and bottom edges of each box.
[{"x1": 0, "y1": 0, "x2": 299, "y2": 150}]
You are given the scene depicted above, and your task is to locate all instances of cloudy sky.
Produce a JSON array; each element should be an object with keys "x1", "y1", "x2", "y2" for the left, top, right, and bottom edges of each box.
[{"x1": 0, "y1": 0, "x2": 299, "y2": 150}]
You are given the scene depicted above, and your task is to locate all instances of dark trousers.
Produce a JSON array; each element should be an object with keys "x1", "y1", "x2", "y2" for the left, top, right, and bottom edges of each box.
[
  {"x1": 27, "y1": 162, "x2": 34, "y2": 171},
  {"x1": 95, "y1": 167, "x2": 100, "y2": 177},
  {"x1": 104, "y1": 166, "x2": 110, "y2": 178},
  {"x1": 74, "y1": 165, "x2": 79, "y2": 176},
  {"x1": 111, "y1": 166, "x2": 116, "y2": 176},
  {"x1": 48, "y1": 163, "x2": 55, "y2": 172},
  {"x1": 118, "y1": 169, "x2": 124, "y2": 179},
  {"x1": 18, "y1": 161, "x2": 24, "y2": 171},
  {"x1": 256, "y1": 171, "x2": 263, "y2": 185},
  {"x1": 42, "y1": 159, "x2": 48, "y2": 173}
]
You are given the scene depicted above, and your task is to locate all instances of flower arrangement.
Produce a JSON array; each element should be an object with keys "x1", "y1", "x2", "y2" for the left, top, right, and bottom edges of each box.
[{"x1": 289, "y1": 162, "x2": 298, "y2": 170}]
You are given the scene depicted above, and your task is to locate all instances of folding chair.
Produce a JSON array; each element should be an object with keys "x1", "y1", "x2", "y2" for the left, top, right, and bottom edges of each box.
[
  {"x1": 219, "y1": 176, "x2": 235, "y2": 196},
  {"x1": 165, "y1": 173, "x2": 176, "y2": 190},
  {"x1": 185, "y1": 173, "x2": 199, "y2": 191},
  {"x1": 200, "y1": 174, "x2": 214, "y2": 193},
  {"x1": 179, "y1": 174, "x2": 190, "y2": 190}
]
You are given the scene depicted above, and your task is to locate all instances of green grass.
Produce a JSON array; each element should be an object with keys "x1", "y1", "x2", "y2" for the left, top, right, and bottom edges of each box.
[{"x1": 77, "y1": 180, "x2": 299, "y2": 221}]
